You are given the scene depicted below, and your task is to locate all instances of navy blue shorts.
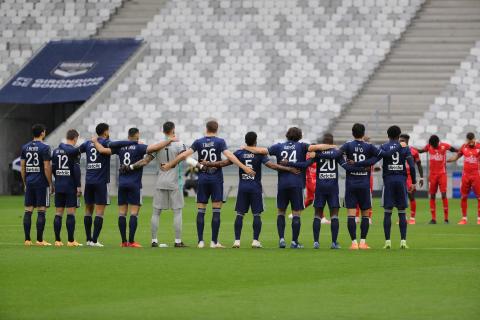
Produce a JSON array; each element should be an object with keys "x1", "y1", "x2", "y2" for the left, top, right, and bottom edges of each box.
[
  {"x1": 344, "y1": 186, "x2": 371, "y2": 210},
  {"x1": 235, "y1": 190, "x2": 264, "y2": 214},
  {"x1": 24, "y1": 186, "x2": 50, "y2": 207},
  {"x1": 314, "y1": 189, "x2": 340, "y2": 210},
  {"x1": 55, "y1": 192, "x2": 79, "y2": 208},
  {"x1": 84, "y1": 183, "x2": 110, "y2": 205},
  {"x1": 382, "y1": 177, "x2": 408, "y2": 209},
  {"x1": 277, "y1": 187, "x2": 304, "y2": 211},
  {"x1": 118, "y1": 186, "x2": 143, "y2": 206},
  {"x1": 197, "y1": 181, "x2": 223, "y2": 204}
]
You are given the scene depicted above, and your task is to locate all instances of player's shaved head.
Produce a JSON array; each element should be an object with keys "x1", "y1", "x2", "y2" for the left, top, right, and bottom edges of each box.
[
  {"x1": 399, "y1": 134, "x2": 410, "y2": 143},
  {"x1": 66, "y1": 129, "x2": 79, "y2": 141},
  {"x1": 429, "y1": 135, "x2": 440, "y2": 148},
  {"x1": 387, "y1": 125, "x2": 401, "y2": 140},
  {"x1": 322, "y1": 133, "x2": 334, "y2": 144},
  {"x1": 245, "y1": 131, "x2": 257, "y2": 146},
  {"x1": 286, "y1": 127, "x2": 302, "y2": 142},
  {"x1": 352, "y1": 123, "x2": 365, "y2": 139},
  {"x1": 96, "y1": 123, "x2": 109, "y2": 136},
  {"x1": 206, "y1": 120, "x2": 218, "y2": 134},
  {"x1": 32, "y1": 123, "x2": 46, "y2": 138},
  {"x1": 466, "y1": 132, "x2": 475, "y2": 140},
  {"x1": 163, "y1": 121, "x2": 175, "y2": 134}
]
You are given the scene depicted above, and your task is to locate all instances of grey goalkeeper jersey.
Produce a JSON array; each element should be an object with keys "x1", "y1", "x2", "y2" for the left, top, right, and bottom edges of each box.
[{"x1": 154, "y1": 140, "x2": 187, "y2": 190}]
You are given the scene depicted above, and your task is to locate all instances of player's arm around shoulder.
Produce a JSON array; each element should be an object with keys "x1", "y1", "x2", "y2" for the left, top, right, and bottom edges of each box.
[
  {"x1": 92, "y1": 136, "x2": 112, "y2": 155},
  {"x1": 162, "y1": 148, "x2": 194, "y2": 171},
  {"x1": 223, "y1": 149, "x2": 255, "y2": 176}
]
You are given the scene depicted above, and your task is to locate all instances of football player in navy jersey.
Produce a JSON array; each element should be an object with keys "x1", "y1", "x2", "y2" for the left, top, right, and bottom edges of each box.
[
  {"x1": 351, "y1": 126, "x2": 416, "y2": 249},
  {"x1": 340, "y1": 123, "x2": 400, "y2": 250},
  {"x1": 51, "y1": 129, "x2": 83, "y2": 247},
  {"x1": 21, "y1": 124, "x2": 53, "y2": 246},
  {"x1": 202, "y1": 131, "x2": 300, "y2": 248},
  {"x1": 242, "y1": 127, "x2": 335, "y2": 249},
  {"x1": 309, "y1": 133, "x2": 369, "y2": 249},
  {"x1": 162, "y1": 120, "x2": 255, "y2": 249},
  {"x1": 79, "y1": 123, "x2": 136, "y2": 247},
  {"x1": 92, "y1": 127, "x2": 175, "y2": 248}
]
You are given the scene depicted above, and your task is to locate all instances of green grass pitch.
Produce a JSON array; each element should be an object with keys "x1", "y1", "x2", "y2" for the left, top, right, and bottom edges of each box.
[{"x1": 0, "y1": 195, "x2": 479, "y2": 320}]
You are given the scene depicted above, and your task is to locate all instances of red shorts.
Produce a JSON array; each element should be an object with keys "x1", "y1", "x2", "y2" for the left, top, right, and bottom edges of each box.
[
  {"x1": 305, "y1": 185, "x2": 315, "y2": 206},
  {"x1": 406, "y1": 175, "x2": 416, "y2": 193},
  {"x1": 461, "y1": 174, "x2": 480, "y2": 197},
  {"x1": 429, "y1": 174, "x2": 447, "y2": 194}
]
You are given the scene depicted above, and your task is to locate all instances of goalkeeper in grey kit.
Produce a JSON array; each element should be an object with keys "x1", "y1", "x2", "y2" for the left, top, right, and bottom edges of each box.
[{"x1": 121, "y1": 121, "x2": 204, "y2": 247}]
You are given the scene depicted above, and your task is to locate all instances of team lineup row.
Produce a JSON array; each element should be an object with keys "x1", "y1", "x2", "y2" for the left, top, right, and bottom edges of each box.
[{"x1": 20, "y1": 120, "x2": 480, "y2": 249}]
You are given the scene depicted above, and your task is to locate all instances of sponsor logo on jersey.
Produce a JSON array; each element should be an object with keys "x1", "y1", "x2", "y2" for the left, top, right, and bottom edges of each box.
[
  {"x1": 318, "y1": 173, "x2": 336, "y2": 179},
  {"x1": 87, "y1": 163, "x2": 102, "y2": 169},
  {"x1": 26, "y1": 167, "x2": 40, "y2": 173},
  {"x1": 55, "y1": 170, "x2": 71, "y2": 176},
  {"x1": 241, "y1": 173, "x2": 255, "y2": 180},
  {"x1": 388, "y1": 164, "x2": 404, "y2": 171},
  {"x1": 351, "y1": 171, "x2": 368, "y2": 176}
]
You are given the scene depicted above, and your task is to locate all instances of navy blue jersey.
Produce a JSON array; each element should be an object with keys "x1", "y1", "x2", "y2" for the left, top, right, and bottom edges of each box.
[
  {"x1": 340, "y1": 140, "x2": 382, "y2": 187},
  {"x1": 112, "y1": 143, "x2": 149, "y2": 188},
  {"x1": 234, "y1": 149, "x2": 269, "y2": 193},
  {"x1": 191, "y1": 136, "x2": 227, "y2": 183},
  {"x1": 21, "y1": 140, "x2": 51, "y2": 188},
  {"x1": 79, "y1": 139, "x2": 135, "y2": 185},
  {"x1": 268, "y1": 141, "x2": 309, "y2": 189},
  {"x1": 364, "y1": 141, "x2": 416, "y2": 182},
  {"x1": 52, "y1": 143, "x2": 81, "y2": 193},
  {"x1": 315, "y1": 149, "x2": 365, "y2": 191}
]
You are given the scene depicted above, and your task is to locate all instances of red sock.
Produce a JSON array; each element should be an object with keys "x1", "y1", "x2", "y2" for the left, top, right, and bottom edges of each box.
[
  {"x1": 430, "y1": 198, "x2": 436, "y2": 220},
  {"x1": 410, "y1": 199, "x2": 416, "y2": 218},
  {"x1": 461, "y1": 197, "x2": 468, "y2": 218},
  {"x1": 368, "y1": 209, "x2": 372, "y2": 219},
  {"x1": 442, "y1": 198, "x2": 449, "y2": 220},
  {"x1": 356, "y1": 205, "x2": 360, "y2": 218}
]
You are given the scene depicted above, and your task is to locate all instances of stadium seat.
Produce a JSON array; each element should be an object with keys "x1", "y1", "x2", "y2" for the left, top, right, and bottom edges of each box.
[{"x1": 76, "y1": 0, "x2": 423, "y2": 146}]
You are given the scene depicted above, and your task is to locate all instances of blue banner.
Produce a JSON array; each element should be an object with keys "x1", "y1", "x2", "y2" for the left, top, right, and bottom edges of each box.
[{"x1": 0, "y1": 38, "x2": 142, "y2": 104}]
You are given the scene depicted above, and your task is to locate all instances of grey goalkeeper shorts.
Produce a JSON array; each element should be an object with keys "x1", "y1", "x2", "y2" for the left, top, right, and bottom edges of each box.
[{"x1": 153, "y1": 189, "x2": 184, "y2": 210}]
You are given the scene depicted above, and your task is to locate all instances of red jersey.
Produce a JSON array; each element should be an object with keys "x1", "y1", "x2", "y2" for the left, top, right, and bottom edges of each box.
[
  {"x1": 306, "y1": 154, "x2": 316, "y2": 191},
  {"x1": 423, "y1": 142, "x2": 451, "y2": 175},
  {"x1": 406, "y1": 147, "x2": 420, "y2": 178},
  {"x1": 457, "y1": 143, "x2": 480, "y2": 175}
]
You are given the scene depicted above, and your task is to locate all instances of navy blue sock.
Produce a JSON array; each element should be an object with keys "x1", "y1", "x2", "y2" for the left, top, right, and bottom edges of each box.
[
  {"x1": 53, "y1": 215, "x2": 62, "y2": 242},
  {"x1": 313, "y1": 217, "x2": 321, "y2": 243},
  {"x1": 66, "y1": 214, "x2": 75, "y2": 242},
  {"x1": 360, "y1": 216, "x2": 370, "y2": 239},
  {"x1": 211, "y1": 208, "x2": 221, "y2": 243},
  {"x1": 84, "y1": 215, "x2": 92, "y2": 242},
  {"x1": 384, "y1": 211, "x2": 392, "y2": 240},
  {"x1": 118, "y1": 215, "x2": 127, "y2": 243},
  {"x1": 399, "y1": 211, "x2": 407, "y2": 240},
  {"x1": 277, "y1": 214, "x2": 285, "y2": 239},
  {"x1": 23, "y1": 211, "x2": 32, "y2": 241},
  {"x1": 292, "y1": 216, "x2": 301, "y2": 243},
  {"x1": 234, "y1": 214, "x2": 243, "y2": 241},
  {"x1": 36, "y1": 211, "x2": 46, "y2": 242},
  {"x1": 253, "y1": 214, "x2": 262, "y2": 241},
  {"x1": 331, "y1": 216, "x2": 339, "y2": 243},
  {"x1": 196, "y1": 208, "x2": 206, "y2": 242},
  {"x1": 347, "y1": 216, "x2": 356, "y2": 241},
  {"x1": 92, "y1": 215, "x2": 103, "y2": 243},
  {"x1": 128, "y1": 215, "x2": 138, "y2": 243}
]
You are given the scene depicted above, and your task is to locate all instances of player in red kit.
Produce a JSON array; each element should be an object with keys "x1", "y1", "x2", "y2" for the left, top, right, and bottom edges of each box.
[
  {"x1": 417, "y1": 135, "x2": 456, "y2": 224},
  {"x1": 399, "y1": 134, "x2": 424, "y2": 224},
  {"x1": 447, "y1": 132, "x2": 480, "y2": 225}
]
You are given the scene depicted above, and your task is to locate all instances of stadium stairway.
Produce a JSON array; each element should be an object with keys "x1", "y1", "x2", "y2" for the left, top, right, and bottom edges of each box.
[
  {"x1": 96, "y1": 0, "x2": 167, "y2": 38},
  {"x1": 331, "y1": 0, "x2": 480, "y2": 144}
]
